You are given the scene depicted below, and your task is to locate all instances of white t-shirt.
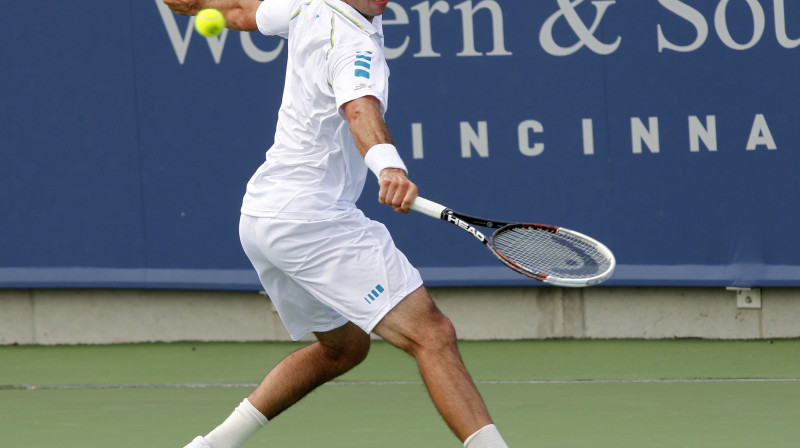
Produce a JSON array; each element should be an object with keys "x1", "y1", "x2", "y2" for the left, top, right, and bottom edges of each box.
[{"x1": 241, "y1": 0, "x2": 390, "y2": 219}]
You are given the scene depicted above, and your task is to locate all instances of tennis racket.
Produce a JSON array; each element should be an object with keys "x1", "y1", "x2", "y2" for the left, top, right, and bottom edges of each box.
[{"x1": 410, "y1": 196, "x2": 615, "y2": 287}]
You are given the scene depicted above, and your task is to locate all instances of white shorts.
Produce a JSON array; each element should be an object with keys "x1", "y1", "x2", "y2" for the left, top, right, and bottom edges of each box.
[{"x1": 239, "y1": 209, "x2": 423, "y2": 341}]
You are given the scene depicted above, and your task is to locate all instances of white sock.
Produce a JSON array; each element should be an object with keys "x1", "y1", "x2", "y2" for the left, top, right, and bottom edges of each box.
[
  {"x1": 464, "y1": 424, "x2": 509, "y2": 448},
  {"x1": 204, "y1": 398, "x2": 268, "y2": 448}
]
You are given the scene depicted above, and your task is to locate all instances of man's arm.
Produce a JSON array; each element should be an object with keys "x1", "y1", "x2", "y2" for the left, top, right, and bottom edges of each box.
[
  {"x1": 163, "y1": 0, "x2": 260, "y2": 31},
  {"x1": 342, "y1": 96, "x2": 417, "y2": 213}
]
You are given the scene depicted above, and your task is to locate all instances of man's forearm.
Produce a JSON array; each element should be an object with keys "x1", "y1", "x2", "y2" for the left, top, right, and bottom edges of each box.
[{"x1": 343, "y1": 97, "x2": 394, "y2": 158}]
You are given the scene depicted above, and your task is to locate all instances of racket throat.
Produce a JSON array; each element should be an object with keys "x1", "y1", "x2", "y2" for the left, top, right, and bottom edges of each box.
[{"x1": 446, "y1": 214, "x2": 488, "y2": 243}]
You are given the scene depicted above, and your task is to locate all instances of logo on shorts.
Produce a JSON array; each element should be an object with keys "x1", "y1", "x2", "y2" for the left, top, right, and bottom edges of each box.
[{"x1": 363, "y1": 284, "x2": 385, "y2": 304}]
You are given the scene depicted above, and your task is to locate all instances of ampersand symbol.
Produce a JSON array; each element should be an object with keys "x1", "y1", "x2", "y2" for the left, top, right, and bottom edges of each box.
[{"x1": 540, "y1": 0, "x2": 622, "y2": 56}]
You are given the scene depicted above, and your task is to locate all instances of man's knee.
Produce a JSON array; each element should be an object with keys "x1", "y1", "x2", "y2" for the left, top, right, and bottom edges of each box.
[
  {"x1": 338, "y1": 332, "x2": 370, "y2": 367},
  {"x1": 374, "y1": 287, "x2": 461, "y2": 356},
  {"x1": 424, "y1": 310, "x2": 458, "y2": 350},
  {"x1": 316, "y1": 323, "x2": 371, "y2": 371},
  {"x1": 398, "y1": 308, "x2": 459, "y2": 358}
]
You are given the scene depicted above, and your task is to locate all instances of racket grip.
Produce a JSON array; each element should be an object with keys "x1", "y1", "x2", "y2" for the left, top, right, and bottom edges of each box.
[{"x1": 411, "y1": 196, "x2": 447, "y2": 219}]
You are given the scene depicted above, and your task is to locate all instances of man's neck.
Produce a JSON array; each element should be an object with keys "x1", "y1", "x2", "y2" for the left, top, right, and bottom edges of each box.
[{"x1": 342, "y1": 1, "x2": 374, "y2": 23}]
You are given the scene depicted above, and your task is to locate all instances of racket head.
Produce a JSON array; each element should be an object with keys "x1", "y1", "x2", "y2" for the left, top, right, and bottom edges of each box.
[{"x1": 488, "y1": 224, "x2": 616, "y2": 287}]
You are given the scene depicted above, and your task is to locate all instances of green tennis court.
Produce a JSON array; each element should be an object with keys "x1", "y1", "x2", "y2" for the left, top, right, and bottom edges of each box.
[{"x1": 2, "y1": 339, "x2": 799, "y2": 447}]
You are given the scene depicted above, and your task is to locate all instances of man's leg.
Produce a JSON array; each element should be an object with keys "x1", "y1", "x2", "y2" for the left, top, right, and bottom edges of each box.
[
  {"x1": 191, "y1": 321, "x2": 370, "y2": 448},
  {"x1": 248, "y1": 321, "x2": 370, "y2": 419},
  {"x1": 373, "y1": 286, "x2": 505, "y2": 445}
]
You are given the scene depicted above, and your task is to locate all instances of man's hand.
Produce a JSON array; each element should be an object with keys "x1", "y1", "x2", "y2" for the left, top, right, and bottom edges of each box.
[
  {"x1": 163, "y1": 0, "x2": 201, "y2": 16},
  {"x1": 378, "y1": 168, "x2": 417, "y2": 214},
  {"x1": 163, "y1": 0, "x2": 259, "y2": 31}
]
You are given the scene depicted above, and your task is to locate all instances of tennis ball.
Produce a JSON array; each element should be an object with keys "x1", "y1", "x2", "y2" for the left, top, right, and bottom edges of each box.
[{"x1": 195, "y1": 9, "x2": 225, "y2": 37}]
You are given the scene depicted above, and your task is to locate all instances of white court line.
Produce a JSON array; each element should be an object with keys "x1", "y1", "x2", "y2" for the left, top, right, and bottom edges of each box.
[{"x1": 2, "y1": 377, "x2": 800, "y2": 391}]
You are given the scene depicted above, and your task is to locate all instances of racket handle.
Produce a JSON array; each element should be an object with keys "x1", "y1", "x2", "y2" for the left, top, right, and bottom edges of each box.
[{"x1": 411, "y1": 196, "x2": 447, "y2": 219}]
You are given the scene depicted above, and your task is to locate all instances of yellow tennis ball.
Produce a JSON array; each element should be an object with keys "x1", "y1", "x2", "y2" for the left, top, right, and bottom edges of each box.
[{"x1": 195, "y1": 9, "x2": 225, "y2": 37}]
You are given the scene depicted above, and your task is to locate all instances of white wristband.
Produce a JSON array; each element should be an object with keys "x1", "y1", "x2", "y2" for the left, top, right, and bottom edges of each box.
[{"x1": 364, "y1": 143, "x2": 407, "y2": 178}]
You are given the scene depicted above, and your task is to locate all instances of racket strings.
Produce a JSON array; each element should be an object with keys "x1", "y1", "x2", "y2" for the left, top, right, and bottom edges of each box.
[{"x1": 492, "y1": 227, "x2": 612, "y2": 279}]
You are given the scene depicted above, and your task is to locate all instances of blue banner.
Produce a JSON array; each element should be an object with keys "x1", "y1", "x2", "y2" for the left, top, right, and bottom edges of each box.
[{"x1": 1, "y1": 0, "x2": 798, "y2": 289}]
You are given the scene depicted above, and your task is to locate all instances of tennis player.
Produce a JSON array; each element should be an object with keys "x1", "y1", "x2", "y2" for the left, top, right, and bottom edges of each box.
[{"x1": 164, "y1": 0, "x2": 509, "y2": 447}]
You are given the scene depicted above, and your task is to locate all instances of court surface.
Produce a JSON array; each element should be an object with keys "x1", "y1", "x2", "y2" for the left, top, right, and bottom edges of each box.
[{"x1": 2, "y1": 339, "x2": 799, "y2": 447}]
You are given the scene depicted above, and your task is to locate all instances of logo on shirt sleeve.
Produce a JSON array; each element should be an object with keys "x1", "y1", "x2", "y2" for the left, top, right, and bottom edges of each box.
[{"x1": 354, "y1": 51, "x2": 372, "y2": 79}]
